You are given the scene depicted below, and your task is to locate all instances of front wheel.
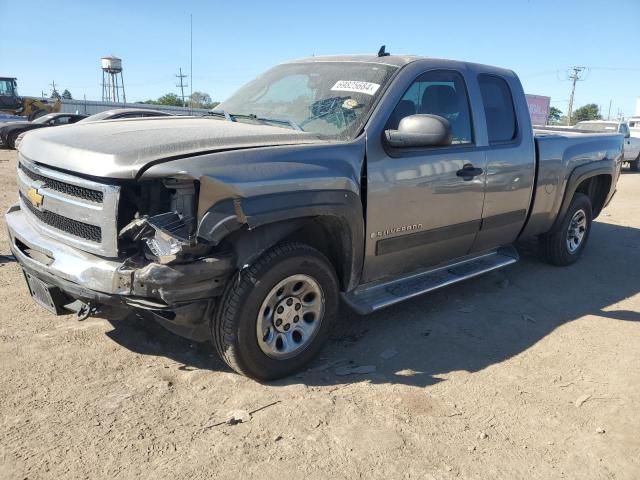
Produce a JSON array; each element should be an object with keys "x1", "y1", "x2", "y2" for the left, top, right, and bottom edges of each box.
[
  {"x1": 212, "y1": 242, "x2": 339, "y2": 380},
  {"x1": 7, "y1": 131, "x2": 20, "y2": 149},
  {"x1": 629, "y1": 158, "x2": 639, "y2": 172},
  {"x1": 539, "y1": 192, "x2": 593, "y2": 266}
]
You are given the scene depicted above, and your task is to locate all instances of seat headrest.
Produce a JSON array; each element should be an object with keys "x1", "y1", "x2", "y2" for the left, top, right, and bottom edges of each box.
[{"x1": 421, "y1": 85, "x2": 460, "y2": 116}]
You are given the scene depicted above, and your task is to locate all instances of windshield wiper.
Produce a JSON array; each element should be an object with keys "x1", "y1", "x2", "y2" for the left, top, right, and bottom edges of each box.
[
  {"x1": 209, "y1": 110, "x2": 303, "y2": 131},
  {"x1": 252, "y1": 115, "x2": 304, "y2": 131},
  {"x1": 208, "y1": 109, "x2": 235, "y2": 122}
]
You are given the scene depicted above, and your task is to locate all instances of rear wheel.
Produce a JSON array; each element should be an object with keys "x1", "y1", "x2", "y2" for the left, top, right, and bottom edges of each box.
[
  {"x1": 212, "y1": 242, "x2": 339, "y2": 380},
  {"x1": 27, "y1": 109, "x2": 46, "y2": 121},
  {"x1": 629, "y1": 157, "x2": 639, "y2": 172},
  {"x1": 539, "y1": 192, "x2": 593, "y2": 266}
]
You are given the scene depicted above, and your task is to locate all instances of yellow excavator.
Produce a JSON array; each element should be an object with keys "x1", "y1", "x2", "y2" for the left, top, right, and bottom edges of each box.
[{"x1": 0, "y1": 77, "x2": 61, "y2": 121}]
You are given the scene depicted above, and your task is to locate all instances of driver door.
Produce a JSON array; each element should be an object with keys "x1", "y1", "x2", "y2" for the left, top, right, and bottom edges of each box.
[{"x1": 362, "y1": 69, "x2": 487, "y2": 283}]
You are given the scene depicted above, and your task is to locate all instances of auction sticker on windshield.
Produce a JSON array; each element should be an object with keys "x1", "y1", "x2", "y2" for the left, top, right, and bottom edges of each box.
[{"x1": 331, "y1": 80, "x2": 380, "y2": 95}]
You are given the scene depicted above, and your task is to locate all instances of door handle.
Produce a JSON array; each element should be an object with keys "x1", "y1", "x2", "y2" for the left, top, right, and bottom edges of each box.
[{"x1": 456, "y1": 164, "x2": 483, "y2": 181}]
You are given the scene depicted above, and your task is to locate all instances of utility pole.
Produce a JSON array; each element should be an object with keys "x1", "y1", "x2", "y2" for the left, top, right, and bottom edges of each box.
[
  {"x1": 607, "y1": 99, "x2": 612, "y2": 121},
  {"x1": 49, "y1": 80, "x2": 60, "y2": 99},
  {"x1": 566, "y1": 66, "x2": 586, "y2": 125},
  {"x1": 176, "y1": 68, "x2": 189, "y2": 107}
]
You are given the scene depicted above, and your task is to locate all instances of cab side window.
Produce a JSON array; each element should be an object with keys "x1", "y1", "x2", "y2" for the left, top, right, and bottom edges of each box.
[
  {"x1": 53, "y1": 116, "x2": 72, "y2": 125},
  {"x1": 387, "y1": 70, "x2": 473, "y2": 145},
  {"x1": 478, "y1": 75, "x2": 517, "y2": 144}
]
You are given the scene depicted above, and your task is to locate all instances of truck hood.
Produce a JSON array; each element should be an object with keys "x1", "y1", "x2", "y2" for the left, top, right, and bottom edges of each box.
[{"x1": 19, "y1": 116, "x2": 325, "y2": 179}]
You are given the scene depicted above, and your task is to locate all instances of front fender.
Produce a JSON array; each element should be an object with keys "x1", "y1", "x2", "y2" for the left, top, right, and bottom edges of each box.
[{"x1": 198, "y1": 189, "x2": 365, "y2": 291}]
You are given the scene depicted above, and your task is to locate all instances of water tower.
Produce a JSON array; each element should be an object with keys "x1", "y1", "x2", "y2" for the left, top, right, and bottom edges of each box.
[{"x1": 101, "y1": 56, "x2": 126, "y2": 104}]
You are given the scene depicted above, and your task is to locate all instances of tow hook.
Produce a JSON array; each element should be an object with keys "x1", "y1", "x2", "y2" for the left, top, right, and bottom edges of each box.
[{"x1": 76, "y1": 302, "x2": 98, "y2": 321}]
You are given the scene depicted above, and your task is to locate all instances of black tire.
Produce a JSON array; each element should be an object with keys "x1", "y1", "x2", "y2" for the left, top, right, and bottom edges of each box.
[
  {"x1": 539, "y1": 192, "x2": 593, "y2": 266},
  {"x1": 7, "y1": 131, "x2": 20, "y2": 149},
  {"x1": 212, "y1": 242, "x2": 339, "y2": 380},
  {"x1": 629, "y1": 158, "x2": 639, "y2": 172}
]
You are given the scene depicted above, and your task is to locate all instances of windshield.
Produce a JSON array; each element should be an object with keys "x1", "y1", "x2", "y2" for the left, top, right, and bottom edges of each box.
[
  {"x1": 575, "y1": 122, "x2": 618, "y2": 132},
  {"x1": 215, "y1": 62, "x2": 397, "y2": 139},
  {"x1": 33, "y1": 114, "x2": 57, "y2": 124},
  {"x1": 79, "y1": 111, "x2": 116, "y2": 122}
]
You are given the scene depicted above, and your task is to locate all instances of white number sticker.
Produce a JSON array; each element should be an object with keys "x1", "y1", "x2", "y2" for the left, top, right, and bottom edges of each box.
[{"x1": 330, "y1": 80, "x2": 380, "y2": 96}]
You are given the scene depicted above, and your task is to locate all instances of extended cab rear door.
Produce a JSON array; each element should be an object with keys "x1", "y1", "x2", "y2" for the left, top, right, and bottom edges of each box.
[{"x1": 467, "y1": 72, "x2": 536, "y2": 253}]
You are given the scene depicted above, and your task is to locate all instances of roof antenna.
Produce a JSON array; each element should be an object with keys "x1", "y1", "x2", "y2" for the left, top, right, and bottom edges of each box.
[{"x1": 377, "y1": 45, "x2": 390, "y2": 57}]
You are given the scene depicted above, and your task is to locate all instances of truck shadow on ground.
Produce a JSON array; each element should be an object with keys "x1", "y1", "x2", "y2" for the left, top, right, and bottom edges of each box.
[{"x1": 103, "y1": 220, "x2": 640, "y2": 388}]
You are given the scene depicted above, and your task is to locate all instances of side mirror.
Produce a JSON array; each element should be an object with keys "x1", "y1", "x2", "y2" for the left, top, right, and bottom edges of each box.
[
  {"x1": 625, "y1": 132, "x2": 630, "y2": 139},
  {"x1": 385, "y1": 114, "x2": 452, "y2": 148}
]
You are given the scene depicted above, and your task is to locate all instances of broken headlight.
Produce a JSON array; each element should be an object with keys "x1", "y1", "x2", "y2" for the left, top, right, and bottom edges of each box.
[{"x1": 119, "y1": 179, "x2": 199, "y2": 264}]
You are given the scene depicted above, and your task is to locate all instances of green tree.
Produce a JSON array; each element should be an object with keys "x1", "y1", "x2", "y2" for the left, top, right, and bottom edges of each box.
[
  {"x1": 548, "y1": 106, "x2": 562, "y2": 124},
  {"x1": 156, "y1": 93, "x2": 184, "y2": 107},
  {"x1": 571, "y1": 103, "x2": 601, "y2": 124},
  {"x1": 190, "y1": 91, "x2": 219, "y2": 109},
  {"x1": 61, "y1": 89, "x2": 73, "y2": 100},
  {"x1": 189, "y1": 91, "x2": 211, "y2": 108}
]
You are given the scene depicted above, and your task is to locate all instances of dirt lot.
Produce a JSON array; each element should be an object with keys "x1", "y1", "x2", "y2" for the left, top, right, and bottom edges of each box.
[{"x1": 0, "y1": 148, "x2": 639, "y2": 479}]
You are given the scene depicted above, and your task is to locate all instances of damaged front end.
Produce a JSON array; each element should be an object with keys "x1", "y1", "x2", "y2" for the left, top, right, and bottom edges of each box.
[{"x1": 112, "y1": 178, "x2": 236, "y2": 340}]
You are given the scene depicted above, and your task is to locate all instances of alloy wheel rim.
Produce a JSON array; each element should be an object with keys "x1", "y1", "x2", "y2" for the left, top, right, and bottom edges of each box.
[
  {"x1": 566, "y1": 209, "x2": 587, "y2": 253},
  {"x1": 256, "y1": 274, "x2": 324, "y2": 359}
]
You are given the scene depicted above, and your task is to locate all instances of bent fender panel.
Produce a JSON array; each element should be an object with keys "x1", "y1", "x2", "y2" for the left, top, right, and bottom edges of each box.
[{"x1": 198, "y1": 190, "x2": 365, "y2": 291}]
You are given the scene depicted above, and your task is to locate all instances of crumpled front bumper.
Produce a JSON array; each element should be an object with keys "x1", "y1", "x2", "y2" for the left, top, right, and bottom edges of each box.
[
  {"x1": 6, "y1": 203, "x2": 235, "y2": 340},
  {"x1": 6, "y1": 204, "x2": 131, "y2": 297}
]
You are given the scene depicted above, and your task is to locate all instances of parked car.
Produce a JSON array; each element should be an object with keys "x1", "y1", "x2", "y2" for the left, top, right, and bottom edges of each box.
[
  {"x1": 77, "y1": 108, "x2": 173, "y2": 123},
  {"x1": 13, "y1": 109, "x2": 174, "y2": 150},
  {"x1": 628, "y1": 117, "x2": 640, "y2": 138},
  {"x1": 0, "y1": 113, "x2": 87, "y2": 149},
  {"x1": 6, "y1": 54, "x2": 623, "y2": 380},
  {"x1": 574, "y1": 120, "x2": 640, "y2": 171}
]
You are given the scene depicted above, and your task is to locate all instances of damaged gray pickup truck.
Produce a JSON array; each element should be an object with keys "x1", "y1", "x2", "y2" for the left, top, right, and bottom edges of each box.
[{"x1": 6, "y1": 54, "x2": 624, "y2": 379}]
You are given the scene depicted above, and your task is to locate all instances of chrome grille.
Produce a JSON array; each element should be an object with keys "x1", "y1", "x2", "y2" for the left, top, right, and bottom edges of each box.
[
  {"x1": 17, "y1": 155, "x2": 120, "y2": 257},
  {"x1": 19, "y1": 192, "x2": 102, "y2": 243},
  {"x1": 18, "y1": 163, "x2": 104, "y2": 203}
]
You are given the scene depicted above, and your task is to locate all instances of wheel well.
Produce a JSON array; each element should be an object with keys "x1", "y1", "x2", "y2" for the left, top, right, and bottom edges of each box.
[
  {"x1": 225, "y1": 216, "x2": 355, "y2": 291},
  {"x1": 574, "y1": 174, "x2": 611, "y2": 218},
  {"x1": 281, "y1": 216, "x2": 353, "y2": 291}
]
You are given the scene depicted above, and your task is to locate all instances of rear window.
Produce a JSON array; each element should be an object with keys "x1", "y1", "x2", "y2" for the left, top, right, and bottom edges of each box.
[{"x1": 478, "y1": 75, "x2": 517, "y2": 144}]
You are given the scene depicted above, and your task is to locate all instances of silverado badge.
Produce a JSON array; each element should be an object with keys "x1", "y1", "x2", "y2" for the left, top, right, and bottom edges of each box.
[
  {"x1": 26, "y1": 187, "x2": 44, "y2": 208},
  {"x1": 371, "y1": 223, "x2": 423, "y2": 239}
]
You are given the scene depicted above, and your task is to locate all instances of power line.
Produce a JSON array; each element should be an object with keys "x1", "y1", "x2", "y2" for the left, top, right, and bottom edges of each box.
[
  {"x1": 176, "y1": 68, "x2": 189, "y2": 107},
  {"x1": 566, "y1": 66, "x2": 586, "y2": 125}
]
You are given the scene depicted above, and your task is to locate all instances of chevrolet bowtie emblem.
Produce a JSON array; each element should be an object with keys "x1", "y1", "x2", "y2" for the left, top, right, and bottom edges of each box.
[{"x1": 27, "y1": 187, "x2": 44, "y2": 208}]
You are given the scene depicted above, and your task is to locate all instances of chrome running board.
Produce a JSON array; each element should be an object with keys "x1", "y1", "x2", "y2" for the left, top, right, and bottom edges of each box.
[{"x1": 343, "y1": 246, "x2": 519, "y2": 314}]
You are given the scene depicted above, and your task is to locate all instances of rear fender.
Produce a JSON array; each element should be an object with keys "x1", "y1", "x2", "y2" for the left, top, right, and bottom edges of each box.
[{"x1": 551, "y1": 160, "x2": 615, "y2": 231}]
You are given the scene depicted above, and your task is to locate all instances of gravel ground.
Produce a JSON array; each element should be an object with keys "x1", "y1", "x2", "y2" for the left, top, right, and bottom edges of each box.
[{"x1": 1, "y1": 148, "x2": 639, "y2": 479}]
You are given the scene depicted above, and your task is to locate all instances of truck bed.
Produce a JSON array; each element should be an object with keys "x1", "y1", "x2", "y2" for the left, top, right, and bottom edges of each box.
[{"x1": 521, "y1": 129, "x2": 624, "y2": 238}]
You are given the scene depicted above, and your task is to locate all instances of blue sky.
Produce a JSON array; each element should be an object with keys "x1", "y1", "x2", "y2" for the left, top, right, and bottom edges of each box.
[{"x1": 1, "y1": 0, "x2": 639, "y2": 117}]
